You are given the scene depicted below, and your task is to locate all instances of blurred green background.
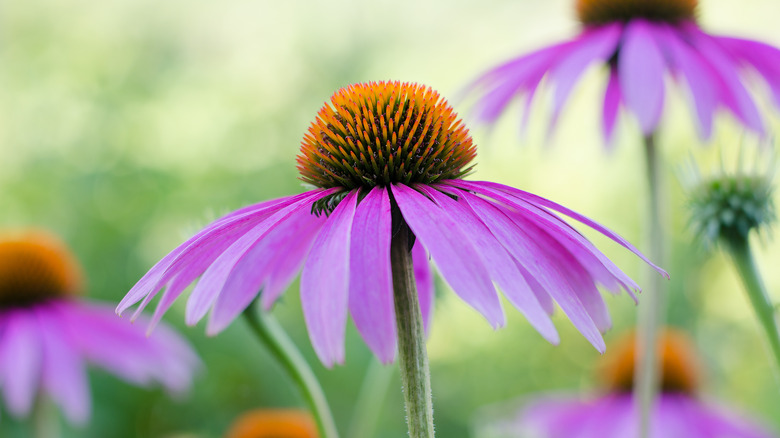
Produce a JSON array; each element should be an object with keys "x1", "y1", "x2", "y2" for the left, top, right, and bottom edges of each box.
[{"x1": 3, "y1": 0, "x2": 780, "y2": 436}]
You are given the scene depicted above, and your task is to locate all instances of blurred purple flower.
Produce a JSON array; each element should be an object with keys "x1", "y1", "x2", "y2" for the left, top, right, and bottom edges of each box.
[
  {"x1": 0, "y1": 230, "x2": 199, "y2": 425},
  {"x1": 468, "y1": 0, "x2": 780, "y2": 143},
  {"x1": 117, "y1": 81, "x2": 667, "y2": 367},
  {"x1": 499, "y1": 329, "x2": 776, "y2": 438}
]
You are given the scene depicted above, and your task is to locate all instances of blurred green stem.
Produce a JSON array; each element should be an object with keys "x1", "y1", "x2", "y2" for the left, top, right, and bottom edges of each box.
[
  {"x1": 635, "y1": 133, "x2": 666, "y2": 438},
  {"x1": 392, "y1": 224, "x2": 435, "y2": 438},
  {"x1": 347, "y1": 359, "x2": 395, "y2": 438},
  {"x1": 243, "y1": 304, "x2": 340, "y2": 438},
  {"x1": 725, "y1": 237, "x2": 780, "y2": 375},
  {"x1": 32, "y1": 397, "x2": 59, "y2": 438}
]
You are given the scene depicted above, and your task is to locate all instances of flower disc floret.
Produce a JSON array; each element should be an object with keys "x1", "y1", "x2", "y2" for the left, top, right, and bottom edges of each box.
[
  {"x1": 0, "y1": 231, "x2": 82, "y2": 306},
  {"x1": 689, "y1": 175, "x2": 775, "y2": 246},
  {"x1": 577, "y1": 0, "x2": 698, "y2": 25},
  {"x1": 297, "y1": 81, "x2": 477, "y2": 191}
]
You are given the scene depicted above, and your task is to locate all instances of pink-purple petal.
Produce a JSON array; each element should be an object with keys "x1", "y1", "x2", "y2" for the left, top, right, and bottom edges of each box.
[
  {"x1": 0, "y1": 310, "x2": 42, "y2": 417},
  {"x1": 602, "y1": 68, "x2": 622, "y2": 145},
  {"x1": 207, "y1": 202, "x2": 327, "y2": 335},
  {"x1": 618, "y1": 20, "x2": 667, "y2": 134},
  {"x1": 348, "y1": 187, "x2": 396, "y2": 364},
  {"x1": 300, "y1": 191, "x2": 359, "y2": 367},
  {"x1": 392, "y1": 184, "x2": 505, "y2": 328},
  {"x1": 551, "y1": 23, "x2": 622, "y2": 119},
  {"x1": 35, "y1": 307, "x2": 90, "y2": 424},
  {"x1": 432, "y1": 188, "x2": 559, "y2": 343}
]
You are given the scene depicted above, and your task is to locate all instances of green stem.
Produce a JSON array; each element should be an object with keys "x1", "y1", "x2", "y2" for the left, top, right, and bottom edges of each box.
[
  {"x1": 392, "y1": 225, "x2": 435, "y2": 438},
  {"x1": 725, "y1": 238, "x2": 780, "y2": 376},
  {"x1": 243, "y1": 305, "x2": 340, "y2": 438},
  {"x1": 347, "y1": 359, "x2": 395, "y2": 438},
  {"x1": 634, "y1": 133, "x2": 667, "y2": 438},
  {"x1": 32, "y1": 396, "x2": 59, "y2": 438}
]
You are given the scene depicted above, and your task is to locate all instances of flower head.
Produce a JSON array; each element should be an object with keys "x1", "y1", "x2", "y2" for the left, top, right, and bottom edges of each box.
[
  {"x1": 496, "y1": 329, "x2": 776, "y2": 438},
  {"x1": 117, "y1": 80, "x2": 666, "y2": 367},
  {"x1": 225, "y1": 408, "x2": 318, "y2": 438},
  {"x1": 468, "y1": 0, "x2": 780, "y2": 143},
  {"x1": 0, "y1": 230, "x2": 199, "y2": 424}
]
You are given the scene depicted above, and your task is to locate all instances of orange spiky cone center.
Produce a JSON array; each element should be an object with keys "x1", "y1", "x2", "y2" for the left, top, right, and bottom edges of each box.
[
  {"x1": 297, "y1": 81, "x2": 477, "y2": 192},
  {"x1": 0, "y1": 231, "x2": 83, "y2": 307},
  {"x1": 576, "y1": 0, "x2": 698, "y2": 25},
  {"x1": 599, "y1": 329, "x2": 701, "y2": 394},
  {"x1": 225, "y1": 409, "x2": 319, "y2": 438}
]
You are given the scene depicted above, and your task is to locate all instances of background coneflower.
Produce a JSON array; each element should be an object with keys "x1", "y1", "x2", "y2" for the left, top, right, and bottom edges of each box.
[{"x1": 0, "y1": 230, "x2": 200, "y2": 428}]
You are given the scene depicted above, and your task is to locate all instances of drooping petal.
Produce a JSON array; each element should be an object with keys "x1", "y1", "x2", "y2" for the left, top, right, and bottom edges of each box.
[
  {"x1": 392, "y1": 184, "x2": 505, "y2": 328},
  {"x1": 550, "y1": 23, "x2": 622, "y2": 121},
  {"x1": 448, "y1": 180, "x2": 643, "y2": 296},
  {"x1": 602, "y1": 68, "x2": 622, "y2": 145},
  {"x1": 420, "y1": 186, "x2": 559, "y2": 343},
  {"x1": 618, "y1": 20, "x2": 667, "y2": 135},
  {"x1": 454, "y1": 180, "x2": 667, "y2": 278},
  {"x1": 713, "y1": 35, "x2": 780, "y2": 109},
  {"x1": 439, "y1": 187, "x2": 604, "y2": 351},
  {"x1": 470, "y1": 42, "x2": 571, "y2": 122},
  {"x1": 59, "y1": 301, "x2": 198, "y2": 392},
  {"x1": 117, "y1": 195, "x2": 299, "y2": 315},
  {"x1": 186, "y1": 190, "x2": 331, "y2": 327},
  {"x1": 685, "y1": 25, "x2": 764, "y2": 134},
  {"x1": 348, "y1": 187, "x2": 396, "y2": 364},
  {"x1": 207, "y1": 203, "x2": 327, "y2": 335},
  {"x1": 0, "y1": 310, "x2": 42, "y2": 417},
  {"x1": 300, "y1": 191, "x2": 359, "y2": 367},
  {"x1": 654, "y1": 25, "x2": 718, "y2": 140},
  {"x1": 412, "y1": 240, "x2": 434, "y2": 335},
  {"x1": 35, "y1": 306, "x2": 90, "y2": 424}
]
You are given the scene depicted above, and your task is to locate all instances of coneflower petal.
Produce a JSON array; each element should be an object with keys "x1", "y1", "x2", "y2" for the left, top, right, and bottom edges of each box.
[
  {"x1": 412, "y1": 240, "x2": 434, "y2": 335},
  {"x1": 420, "y1": 186, "x2": 559, "y2": 343},
  {"x1": 0, "y1": 311, "x2": 42, "y2": 417},
  {"x1": 392, "y1": 184, "x2": 505, "y2": 328},
  {"x1": 602, "y1": 68, "x2": 621, "y2": 145},
  {"x1": 619, "y1": 19, "x2": 667, "y2": 135},
  {"x1": 348, "y1": 187, "x2": 396, "y2": 364},
  {"x1": 300, "y1": 191, "x2": 359, "y2": 367}
]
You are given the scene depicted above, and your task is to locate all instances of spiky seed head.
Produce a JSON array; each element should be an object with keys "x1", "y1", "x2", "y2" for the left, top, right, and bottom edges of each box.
[
  {"x1": 0, "y1": 230, "x2": 83, "y2": 307},
  {"x1": 225, "y1": 409, "x2": 318, "y2": 438},
  {"x1": 297, "y1": 81, "x2": 477, "y2": 192},
  {"x1": 577, "y1": 0, "x2": 698, "y2": 26},
  {"x1": 688, "y1": 174, "x2": 775, "y2": 247},
  {"x1": 599, "y1": 329, "x2": 701, "y2": 394}
]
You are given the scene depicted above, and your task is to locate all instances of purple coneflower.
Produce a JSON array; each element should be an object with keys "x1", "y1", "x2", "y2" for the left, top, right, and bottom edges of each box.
[
  {"x1": 117, "y1": 80, "x2": 666, "y2": 366},
  {"x1": 499, "y1": 330, "x2": 776, "y2": 438},
  {"x1": 469, "y1": 0, "x2": 780, "y2": 142},
  {"x1": 0, "y1": 230, "x2": 199, "y2": 425},
  {"x1": 225, "y1": 408, "x2": 318, "y2": 438}
]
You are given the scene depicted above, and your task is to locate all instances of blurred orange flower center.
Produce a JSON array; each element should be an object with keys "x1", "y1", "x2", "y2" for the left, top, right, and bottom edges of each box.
[
  {"x1": 576, "y1": 0, "x2": 698, "y2": 25},
  {"x1": 599, "y1": 329, "x2": 700, "y2": 394},
  {"x1": 296, "y1": 81, "x2": 477, "y2": 191},
  {"x1": 0, "y1": 231, "x2": 82, "y2": 306},
  {"x1": 225, "y1": 409, "x2": 319, "y2": 438}
]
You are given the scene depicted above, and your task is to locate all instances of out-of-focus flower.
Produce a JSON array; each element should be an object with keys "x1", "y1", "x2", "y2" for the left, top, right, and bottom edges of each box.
[
  {"x1": 493, "y1": 330, "x2": 776, "y2": 438},
  {"x1": 468, "y1": 0, "x2": 780, "y2": 143},
  {"x1": 0, "y1": 230, "x2": 199, "y2": 424},
  {"x1": 224, "y1": 408, "x2": 318, "y2": 438},
  {"x1": 117, "y1": 80, "x2": 667, "y2": 367}
]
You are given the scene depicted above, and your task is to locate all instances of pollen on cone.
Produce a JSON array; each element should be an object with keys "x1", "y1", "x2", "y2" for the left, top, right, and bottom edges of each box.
[
  {"x1": 0, "y1": 230, "x2": 83, "y2": 305},
  {"x1": 224, "y1": 409, "x2": 319, "y2": 438},
  {"x1": 599, "y1": 329, "x2": 701, "y2": 394},
  {"x1": 576, "y1": 0, "x2": 698, "y2": 25}
]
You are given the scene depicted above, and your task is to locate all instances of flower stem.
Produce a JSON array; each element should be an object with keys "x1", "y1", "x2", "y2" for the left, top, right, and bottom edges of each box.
[
  {"x1": 634, "y1": 133, "x2": 667, "y2": 438},
  {"x1": 724, "y1": 237, "x2": 780, "y2": 376},
  {"x1": 32, "y1": 397, "x2": 60, "y2": 438},
  {"x1": 347, "y1": 359, "x2": 395, "y2": 438},
  {"x1": 243, "y1": 305, "x2": 340, "y2": 438},
  {"x1": 391, "y1": 224, "x2": 435, "y2": 438}
]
